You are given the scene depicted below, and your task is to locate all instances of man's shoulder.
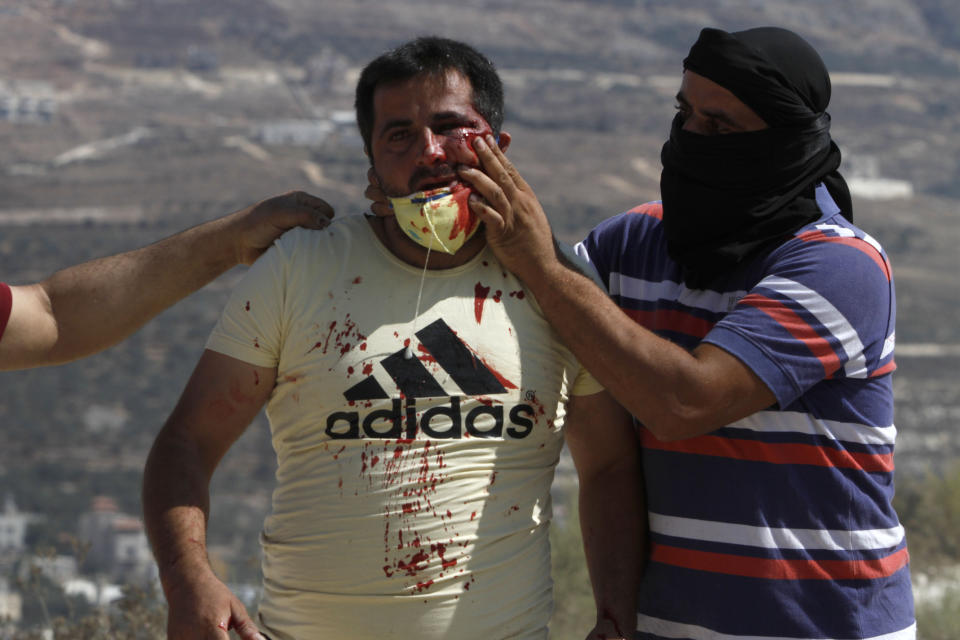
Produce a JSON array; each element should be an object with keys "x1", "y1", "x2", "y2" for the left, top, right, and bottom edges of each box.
[
  {"x1": 779, "y1": 213, "x2": 892, "y2": 277},
  {"x1": 272, "y1": 214, "x2": 372, "y2": 258}
]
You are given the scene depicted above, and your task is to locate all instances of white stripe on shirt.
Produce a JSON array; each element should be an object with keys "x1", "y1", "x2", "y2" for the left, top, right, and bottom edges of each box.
[
  {"x1": 756, "y1": 276, "x2": 868, "y2": 378},
  {"x1": 649, "y1": 512, "x2": 906, "y2": 552},
  {"x1": 729, "y1": 410, "x2": 896, "y2": 447},
  {"x1": 609, "y1": 271, "x2": 748, "y2": 314}
]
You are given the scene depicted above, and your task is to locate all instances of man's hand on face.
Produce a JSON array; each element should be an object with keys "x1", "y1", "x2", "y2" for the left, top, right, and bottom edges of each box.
[
  {"x1": 230, "y1": 190, "x2": 335, "y2": 265},
  {"x1": 164, "y1": 571, "x2": 266, "y2": 640},
  {"x1": 457, "y1": 135, "x2": 560, "y2": 284},
  {"x1": 365, "y1": 167, "x2": 393, "y2": 217}
]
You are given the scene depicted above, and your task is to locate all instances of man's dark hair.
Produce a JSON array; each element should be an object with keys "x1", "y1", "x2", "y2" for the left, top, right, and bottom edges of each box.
[{"x1": 355, "y1": 36, "x2": 504, "y2": 156}]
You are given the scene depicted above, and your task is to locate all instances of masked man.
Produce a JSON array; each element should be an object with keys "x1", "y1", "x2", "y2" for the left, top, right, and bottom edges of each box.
[
  {"x1": 143, "y1": 37, "x2": 639, "y2": 640},
  {"x1": 463, "y1": 26, "x2": 914, "y2": 640}
]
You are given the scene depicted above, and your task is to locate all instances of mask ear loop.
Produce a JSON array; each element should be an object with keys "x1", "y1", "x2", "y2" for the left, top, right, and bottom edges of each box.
[{"x1": 405, "y1": 235, "x2": 433, "y2": 359}]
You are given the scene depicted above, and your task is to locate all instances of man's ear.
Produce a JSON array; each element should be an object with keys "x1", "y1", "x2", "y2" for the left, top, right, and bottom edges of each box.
[{"x1": 496, "y1": 131, "x2": 511, "y2": 153}]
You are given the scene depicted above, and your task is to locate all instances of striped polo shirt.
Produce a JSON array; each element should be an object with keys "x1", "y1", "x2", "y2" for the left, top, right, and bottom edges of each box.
[{"x1": 576, "y1": 186, "x2": 914, "y2": 640}]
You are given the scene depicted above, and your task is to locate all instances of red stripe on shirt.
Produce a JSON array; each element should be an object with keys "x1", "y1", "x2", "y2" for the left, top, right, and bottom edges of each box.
[
  {"x1": 797, "y1": 231, "x2": 891, "y2": 282},
  {"x1": 641, "y1": 430, "x2": 894, "y2": 473},
  {"x1": 739, "y1": 293, "x2": 843, "y2": 377},
  {"x1": 0, "y1": 283, "x2": 12, "y2": 342},
  {"x1": 652, "y1": 544, "x2": 909, "y2": 581},
  {"x1": 622, "y1": 307, "x2": 714, "y2": 339},
  {"x1": 870, "y1": 359, "x2": 897, "y2": 377},
  {"x1": 627, "y1": 202, "x2": 663, "y2": 219}
]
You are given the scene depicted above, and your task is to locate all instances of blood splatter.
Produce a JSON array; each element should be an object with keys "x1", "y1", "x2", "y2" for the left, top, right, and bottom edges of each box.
[
  {"x1": 417, "y1": 343, "x2": 436, "y2": 364},
  {"x1": 446, "y1": 184, "x2": 478, "y2": 241},
  {"x1": 244, "y1": 301, "x2": 250, "y2": 311},
  {"x1": 353, "y1": 276, "x2": 363, "y2": 284},
  {"x1": 307, "y1": 320, "x2": 338, "y2": 354},
  {"x1": 474, "y1": 282, "x2": 490, "y2": 324},
  {"x1": 460, "y1": 340, "x2": 518, "y2": 390}
]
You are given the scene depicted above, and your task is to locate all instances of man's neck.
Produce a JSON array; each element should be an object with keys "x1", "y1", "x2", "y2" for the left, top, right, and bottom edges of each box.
[{"x1": 366, "y1": 215, "x2": 486, "y2": 269}]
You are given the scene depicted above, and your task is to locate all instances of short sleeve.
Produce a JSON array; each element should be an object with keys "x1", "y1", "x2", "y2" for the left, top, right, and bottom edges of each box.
[
  {"x1": 206, "y1": 242, "x2": 289, "y2": 367},
  {"x1": 703, "y1": 224, "x2": 896, "y2": 408},
  {"x1": 570, "y1": 365, "x2": 604, "y2": 396},
  {"x1": 0, "y1": 283, "x2": 11, "y2": 342}
]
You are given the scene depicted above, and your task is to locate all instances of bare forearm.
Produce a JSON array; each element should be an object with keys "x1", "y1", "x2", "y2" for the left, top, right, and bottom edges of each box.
[
  {"x1": 1, "y1": 191, "x2": 331, "y2": 370},
  {"x1": 523, "y1": 262, "x2": 714, "y2": 437},
  {"x1": 579, "y1": 466, "x2": 640, "y2": 636},
  {"x1": 40, "y1": 215, "x2": 239, "y2": 365},
  {"x1": 142, "y1": 430, "x2": 218, "y2": 596}
]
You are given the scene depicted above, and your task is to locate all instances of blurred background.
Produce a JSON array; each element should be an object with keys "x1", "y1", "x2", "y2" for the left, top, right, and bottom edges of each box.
[{"x1": 0, "y1": 0, "x2": 958, "y2": 637}]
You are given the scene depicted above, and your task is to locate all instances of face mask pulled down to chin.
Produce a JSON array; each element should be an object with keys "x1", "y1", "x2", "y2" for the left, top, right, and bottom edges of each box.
[{"x1": 389, "y1": 185, "x2": 480, "y2": 255}]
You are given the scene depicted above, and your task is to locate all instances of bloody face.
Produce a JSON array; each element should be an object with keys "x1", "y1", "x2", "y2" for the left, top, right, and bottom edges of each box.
[{"x1": 369, "y1": 70, "x2": 493, "y2": 197}]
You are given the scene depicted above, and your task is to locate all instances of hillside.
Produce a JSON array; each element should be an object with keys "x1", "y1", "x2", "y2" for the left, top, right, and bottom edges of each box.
[{"x1": 1, "y1": 0, "x2": 958, "y2": 581}]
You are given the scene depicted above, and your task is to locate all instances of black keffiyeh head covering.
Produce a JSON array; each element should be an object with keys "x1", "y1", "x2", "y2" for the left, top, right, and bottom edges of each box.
[{"x1": 660, "y1": 26, "x2": 852, "y2": 288}]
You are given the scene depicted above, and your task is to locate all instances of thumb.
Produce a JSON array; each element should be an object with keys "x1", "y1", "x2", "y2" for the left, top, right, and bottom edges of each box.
[{"x1": 229, "y1": 599, "x2": 265, "y2": 640}]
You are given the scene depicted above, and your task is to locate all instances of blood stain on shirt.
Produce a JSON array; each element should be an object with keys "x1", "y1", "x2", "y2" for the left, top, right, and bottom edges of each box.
[
  {"x1": 417, "y1": 343, "x2": 436, "y2": 363},
  {"x1": 493, "y1": 290, "x2": 502, "y2": 303},
  {"x1": 244, "y1": 300, "x2": 250, "y2": 311},
  {"x1": 474, "y1": 282, "x2": 490, "y2": 324},
  {"x1": 352, "y1": 276, "x2": 363, "y2": 284},
  {"x1": 460, "y1": 340, "x2": 517, "y2": 390},
  {"x1": 307, "y1": 320, "x2": 338, "y2": 354}
]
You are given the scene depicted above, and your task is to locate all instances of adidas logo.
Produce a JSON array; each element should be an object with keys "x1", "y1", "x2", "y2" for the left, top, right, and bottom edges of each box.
[{"x1": 327, "y1": 319, "x2": 535, "y2": 440}]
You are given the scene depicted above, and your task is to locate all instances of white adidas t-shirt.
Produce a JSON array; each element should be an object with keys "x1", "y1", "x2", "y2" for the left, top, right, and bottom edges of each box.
[{"x1": 206, "y1": 215, "x2": 601, "y2": 640}]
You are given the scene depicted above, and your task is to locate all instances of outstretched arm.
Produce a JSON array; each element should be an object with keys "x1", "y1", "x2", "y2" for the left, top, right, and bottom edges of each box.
[
  {"x1": 143, "y1": 349, "x2": 276, "y2": 640},
  {"x1": 459, "y1": 137, "x2": 775, "y2": 440},
  {"x1": 565, "y1": 390, "x2": 642, "y2": 640},
  {"x1": 0, "y1": 191, "x2": 332, "y2": 370}
]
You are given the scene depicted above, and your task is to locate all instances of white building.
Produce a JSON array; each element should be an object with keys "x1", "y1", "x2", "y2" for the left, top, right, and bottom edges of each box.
[
  {"x1": 77, "y1": 497, "x2": 154, "y2": 582},
  {"x1": 0, "y1": 495, "x2": 32, "y2": 553},
  {"x1": 0, "y1": 577, "x2": 22, "y2": 624}
]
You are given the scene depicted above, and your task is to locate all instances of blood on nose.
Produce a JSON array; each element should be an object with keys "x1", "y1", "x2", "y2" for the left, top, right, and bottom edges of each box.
[{"x1": 420, "y1": 131, "x2": 447, "y2": 163}]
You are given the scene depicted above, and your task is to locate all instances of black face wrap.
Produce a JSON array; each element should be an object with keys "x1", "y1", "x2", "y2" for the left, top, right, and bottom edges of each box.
[{"x1": 660, "y1": 27, "x2": 852, "y2": 288}]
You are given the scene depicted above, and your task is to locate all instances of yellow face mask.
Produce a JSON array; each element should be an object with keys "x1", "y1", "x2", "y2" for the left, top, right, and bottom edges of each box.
[{"x1": 389, "y1": 186, "x2": 480, "y2": 255}]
